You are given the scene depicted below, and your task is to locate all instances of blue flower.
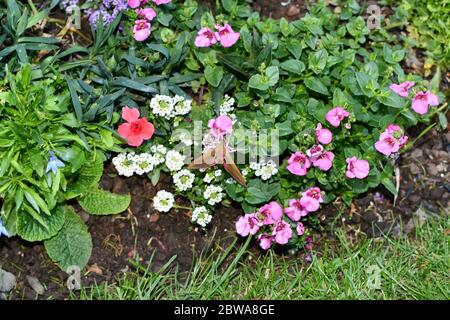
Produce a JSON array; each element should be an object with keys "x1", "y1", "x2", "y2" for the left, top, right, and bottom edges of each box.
[
  {"x1": 0, "y1": 218, "x2": 9, "y2": 237},
  {"x1": 46, "y1": 151, "x2": 65, "y2": 175}
]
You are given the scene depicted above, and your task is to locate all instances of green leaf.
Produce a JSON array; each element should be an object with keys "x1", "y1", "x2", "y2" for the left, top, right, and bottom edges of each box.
[
  {"x1": 65, "y1": 155, "x2": 104, "y2": 199},
  {"x1": 381, "y1": 177, "x2": 397, "y2": 196},
  {"x1": 78, "y1": 188, "x2": 131, "y2": 215},
  {"x1": 245, "y1": 180, "x2": 280, "y2": 204},
  {"x1": 17, "y1": 205, "x2": 65, "y2": 242},
  {"x1": 304, "y1": 77, "x2": 329, "y2": 95},
  {"x1": 204, "y1": 65, "x2": 224, "y2": 87},
  {"x1": 280, "y1": 59, "x2": 305, "y2": 75},
  {"x1": 377, "y1": 89, "x2": 406, "y2": 108},
  {"x1": 44, "y1": 206, "x2": 92, "y2": 271}
]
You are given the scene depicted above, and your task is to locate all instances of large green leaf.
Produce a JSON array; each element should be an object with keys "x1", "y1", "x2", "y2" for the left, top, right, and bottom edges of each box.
[
  {"x1": 44, "y1": 206, "x2": 92, "y2": 271},
  {"x1": 78, "y1": 188, "x2": 131, "y2": 215},
  {"x1": 245, "y1": 180, "x2": 281, "y2": 205},
  {"x1": 17, "y1": 205, "x2": 65, "y2": 242},
  {"x1": 65, "y1": 155, "x2": 104, "y2": 199}
]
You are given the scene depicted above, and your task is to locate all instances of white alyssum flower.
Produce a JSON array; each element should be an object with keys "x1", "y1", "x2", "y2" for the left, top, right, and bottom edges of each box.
[
  {"x1": 178, "y1": 131, "x2": 193, "y2": 146},
  {"x1": 203, "y1": 185, "x2": 224, "y2": 206},
  {"x1": 151, "y1": 144, "x2": 167, "y2": 155},
  {"x1": 173, "y1": 169, "x2": 195, "y2": 191},
  {"x1": 219, "y1": 95, "x2": 235, "y2": 115},
  {"x1": 133, "y1": 153, "x2": 155, "y2": 175},
  {"x1": 153, "y1": 190, "x2": 175, "y2": 213},
  {"x1": 150, "y1": 94, "x2": 174, "y2": 119},
  {"x1": 249, "y1": 161, "x2": 260, "y2": 170},
  {"x1": 241, "y1": 169, "x2": 249, "y2": 176},
  {"x1": 225, "y1": 178, "x2": 236, "y2": 184},
  {"x1": 165, "y1": 150, "x2": 185, "y2": 172},
  {"x1": 203, "y1": 172, "x2": 215, "y2": 183},
  {"x1": 214, "y1": 169, "x2": 222, "y2": 177},
  {"x1": 112, "y1": 153, "x2": 136, "y2": 177},
  {"x1": 191, "y1": 206, "x2": 212, "y2": 227},
  {"x1": 255, "y1": 160, "x2": 278, "y2": 181},
  {"x1": 173, "y1": 95, "x2": 192, "y2": 115}
]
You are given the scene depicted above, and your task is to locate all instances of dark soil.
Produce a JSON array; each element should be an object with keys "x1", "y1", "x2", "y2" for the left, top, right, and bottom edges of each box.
[{"x1": 1, "y1": 0, "x2": 449, "y2": 300}]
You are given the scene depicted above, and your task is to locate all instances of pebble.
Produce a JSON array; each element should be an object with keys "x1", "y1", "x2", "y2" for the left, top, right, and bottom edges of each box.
[
  {"x1": 410, "y1": 149, "x2": 423, "y2": 158},
  {"x1": 427, "y1": 164, "x2": 439, "y2": 176},
  {"x1": 287, "y1": 5, "x2": 300, "y2": 17},
  {"x1": 409, "y1": 163, "x2": 421, "y2": 175},
  {"x1": 26, "y1": 276, "x2": 45, "y2": 295},
  {"x1": 0, "y1": 269, "x2": 16, "y2": 293}
]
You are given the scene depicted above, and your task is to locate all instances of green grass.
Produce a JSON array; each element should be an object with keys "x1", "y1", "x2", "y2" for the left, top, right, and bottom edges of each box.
[{"x1": 74, "y1": 217, "x2": 449, "y2": 300}]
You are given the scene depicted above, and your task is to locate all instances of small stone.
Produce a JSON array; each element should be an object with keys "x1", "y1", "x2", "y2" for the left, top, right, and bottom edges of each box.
[
  {"x1": 79, "y1": 211, "x2": 90, "y2": 223},
  {"x1": 427, "y1": 164, "x2": 439, "y2": 176},
  {"x1": 286, "y1": 5, "x2": 300, "y2": 17},
  {"x1": 26, "y1": 276, "x2": 45, "y2": 295},
  {"x1": 412, "y1": 207, "x2": 428, "y2": 228},
  {"x1": 0, "y1": 269, "x2": 16, "y2": 293},
  {"x1": 149, "y1": 214, "x2": 160, "y2": 223},
  {"x1": 87, "y1": 264, "x2": 103, "y2": 275},
  {"x1": 409, "y1": 163, "x2": 421, "y2": 175},
  {"x1": 410, "y1": 149, "x2": 423, "y2": 158},
  {"x1": 436, "y1": 163, "x2": 448, "y2": 172}
]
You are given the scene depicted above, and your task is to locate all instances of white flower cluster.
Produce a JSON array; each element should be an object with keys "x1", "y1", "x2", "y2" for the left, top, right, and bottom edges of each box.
[
  {"x1": 191, "y1": 206, "x2": 212, "y2": 227},
  {"x1": 203, "y1": 169, "x2": 222, "y2": 183},
  {"x1": 219, "y1": 95, "x2": 235, "y2": 115},
  {"x1": 173, "y1": 169, "x2": 195, "y2": 191},
  {"x1": 112, "y1": 145, "x2": 168, "y2": 177},
  {"x1": 165, "y1": 150, "x2": 185, "y2": 172},
  {"x1": 251, "y1": 159, "x2": 278, "y2": 180},
  {"x1": 203, "y1": 185, "x2": 224, "y2": 206},
  {"x1": 150, "y1": 94, "x2": 192, "y2": 120},
  {"x1": 153, "y1": 190, "x2": 175, "y2": 213}
]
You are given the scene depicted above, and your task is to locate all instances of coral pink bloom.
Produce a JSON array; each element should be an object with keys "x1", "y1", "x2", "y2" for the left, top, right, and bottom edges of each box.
[
  {"x1": 194, "y1": 27, "x2": 218, "y2": 47},
  {"x1": 208, "y1": 115, "x2": 233, "y2": 138},
  {"x1": 258, "y1": 234, "x2": 274, "y2": 250},
  {"x1": 287, "y1": 152, "x2": 311, "y2": 176},
  {"x1": 346, "y1": 156, "x2": 370, "y2": 179},
  {"x1": 315, "y1": 123, "x2": 332, "y2": 145},
  {"x1": 133, "y1": 19, "x2": 151, "y2": 41},
  {"x1": 325, "y1": 107, "x2": 350, "y2": 127},
  {"x1": 236, "y1": 214, "x2": 260, "y2": 237},
  {"x1": 153, "y1": 0, "x2": 171, "y2": 5},
  {"x1": 300, "y1": 195, "x2": 320, "y2": 212},
  {"x1": 118, "y1": 107, "x2": 155, "y2": 147},
  {"x1": 272, "y1": 220, "x2": 292, "y2": 245},
  {"x1": 256, "y1": 202, "x2": 283, "y2": 225},
  {"x1": 128, "y1": 0, "x2": 143, "y2": 8},
  {"x1": 375, "y1": 131, "x2": 400, "y2": 156},
  {"x1": 312, "y1": 151, "x2": 334, "y2": 171},
  {"x1": 215, "y1": 24, "x2": 240, "y2": 48},
  {"x1": 412, "y1": 91, "x2": 439, "y2": 115},
  {"x1": 302, "y1": 187, "x2": 323, "y2": 204},
  {"x1": 136, "y1": 8, "x2": 156, "y2": 21},
  {"x1": 285, "y1": 199, "x2": 308, "y2": 222},
  {"x1": 296, "y1": 222, "x2": 305, "y2": 236},
  {"x1": 389, "y1": 81, "x2": 415, "y2": 97}
]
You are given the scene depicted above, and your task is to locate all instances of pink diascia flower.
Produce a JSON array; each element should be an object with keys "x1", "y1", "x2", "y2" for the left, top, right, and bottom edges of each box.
[
  {"x1": 258, "y1": 234, "x2": 274, "y2": 250},
  {"x1": 312, "y1": 151, "x2": 334, "y2": 171},
  {"x1": 136, "y1": 8, "x2": 156, "y2": 21},
  {"x1": 285, "y1": 199, "x2": 308, "y2": 222},
  {"x1": 118, "y1": 107, "x2": 155, "y2": 147},
  {"x1": 256, "y1": 202, "x2": 283, "y2": 225},
  {"x1": 374, "y1": 131, "x2": 400, "y2": 156},
  {"x1": 236, "y1": 213, "x2": 260, "y2": 237},
  {"x1": 296, "y1": 222, "x2": 305, "y2": 236},
  {"x1": 194, "y1": 27, "x2": 218, "y2": 47},
  {"x1": 272, "y1": 220, "x2": 292, "y2": 245},
  {"x1": 389, "y1": 81, "x2": 415, "y2": 97},
  {"x1": 287, "y1": 152, "x2": 311, "y2": 176},
  {"x1": 302, "y1": 187, "x2": 324, "y2": 204},
  {"x1": 325, "y1": 107, "x2": 349, "y2": 127},
  {"x1": 411, "y1": 91, "x2": 439, "y2": 115},
  {"x1": 215, "y1": 24, "x2": 240, "y2": 48},
  {"x1": 152, "y1": 0, "x2": 171, "y2": 5},
  {"x1": 345, "y1": 156, "x2": 370, "y2": 179},
  {"x1": 299, "y1": 195, "x2": 320, "y2": 212},
  {"x1": 128, "y1": 0, "x2": 146, "y2": 8},
  {"x1": 315, "y1": 123, "x2": 332, "y2": 145},
  {"x1": 208, "y1": 115, "x2": 233, "y2": 138},
  {"x1": 133, "y1": 19, "x2": 151, "y2": 41}
]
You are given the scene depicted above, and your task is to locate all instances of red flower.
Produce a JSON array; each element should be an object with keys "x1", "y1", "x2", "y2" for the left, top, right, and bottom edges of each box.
[{"x1": 118, "y1": 106, "x2": 154, "y2": 147}]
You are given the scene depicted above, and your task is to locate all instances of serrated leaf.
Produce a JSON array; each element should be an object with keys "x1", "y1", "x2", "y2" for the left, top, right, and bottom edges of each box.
[
  {"x1": 44, "y1": 207, "x2": 92, "y2": 271},
  {"x1": 65, "y1": 156, "x2": 104, "y2": 199},
  {"x1": 17, "y1": 205, "x2": 65, "y2": 242},
  {"x1": 78, "y1": 188, "x2": 131, "y2": 215}
]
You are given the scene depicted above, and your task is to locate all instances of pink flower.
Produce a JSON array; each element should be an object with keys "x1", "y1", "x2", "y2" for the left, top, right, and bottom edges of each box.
[
  {"x1": 315, "y1": 123, "x2": 332, "y2": 145},
  {"x1": 375, "y1": 131, "x2": 400, "y2": 156},
  {"x1": 136, "y1": 8, "x2": 156, "y2": 21},
  {"x1": 412, "y1": 91, "x2": 439, "y2": 115},
  {"x1": 399, "y1": 135, "x2": 408, "y2": 148},
  {"x1": 128, "y1": 0, "x2": 145, "y2": 8},
  {"x1": 325, "y1": 107, "x2": 350, "y2": 127},
  {"x1": 236, "y1": 214, "x2": 260, "y2": 237},
  {"x1": 208, "y1": 115, "x2": 233, "y2": 138},
  {"x1": 272, "y1": 220, "x2": 292, "y2": 245},
  {"x1": 258, "y1": 234, "x2": 274, "y2": 250},
  {"x1": 287, "y1": 152, "x2": 311, "y2": 176},
  {"x1": 118, "y1": 107, "x2": 155, "y2": 147},
  {"x1": 389, "y1": 81, "x2": 415, "y2": 97},
  {"x1": 152, "y1": 0, "x2": 171, "y2": 5},
  {"x1": 296, "y1": 222, "x2": 305, "y2": 236},
  {"x1": 345, "y1": 156, "x2": 370, "y2": 179},
  {"x1": 285, "y1": 199, "x2": 308, "y2": 222},
  {"x1": 215, "y1": 24, "x2": 240, "y2": 48},
  {"x1": 312, "y1": 151, "x2": 334, "y2": 171},
  {"x1": 306, "y1": 144, "x2": 324, "y2": 158},
  {"x1": 302, "y1": 187, "x2": 323, "y2": 204},
  {"x1": 133, "y1": 19, "x2": 151, "y2": 41},
  {"x1": 194, "y1": 27, "x2": 218, "y2": 47},
  {"x1": 256, "y1": 202, "x2": 283, "y2": 225},
  {"x1": 299, "y1": 195, "x2": 320, "y2": 212},
  {"x1": 386, "y1": 123, "x2": 402, "y2": 134}
]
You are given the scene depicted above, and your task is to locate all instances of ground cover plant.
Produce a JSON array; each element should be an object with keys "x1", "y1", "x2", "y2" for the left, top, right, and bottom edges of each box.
[{"x1": 0, "y1": 0, "x2": 448, "y2": 299}]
